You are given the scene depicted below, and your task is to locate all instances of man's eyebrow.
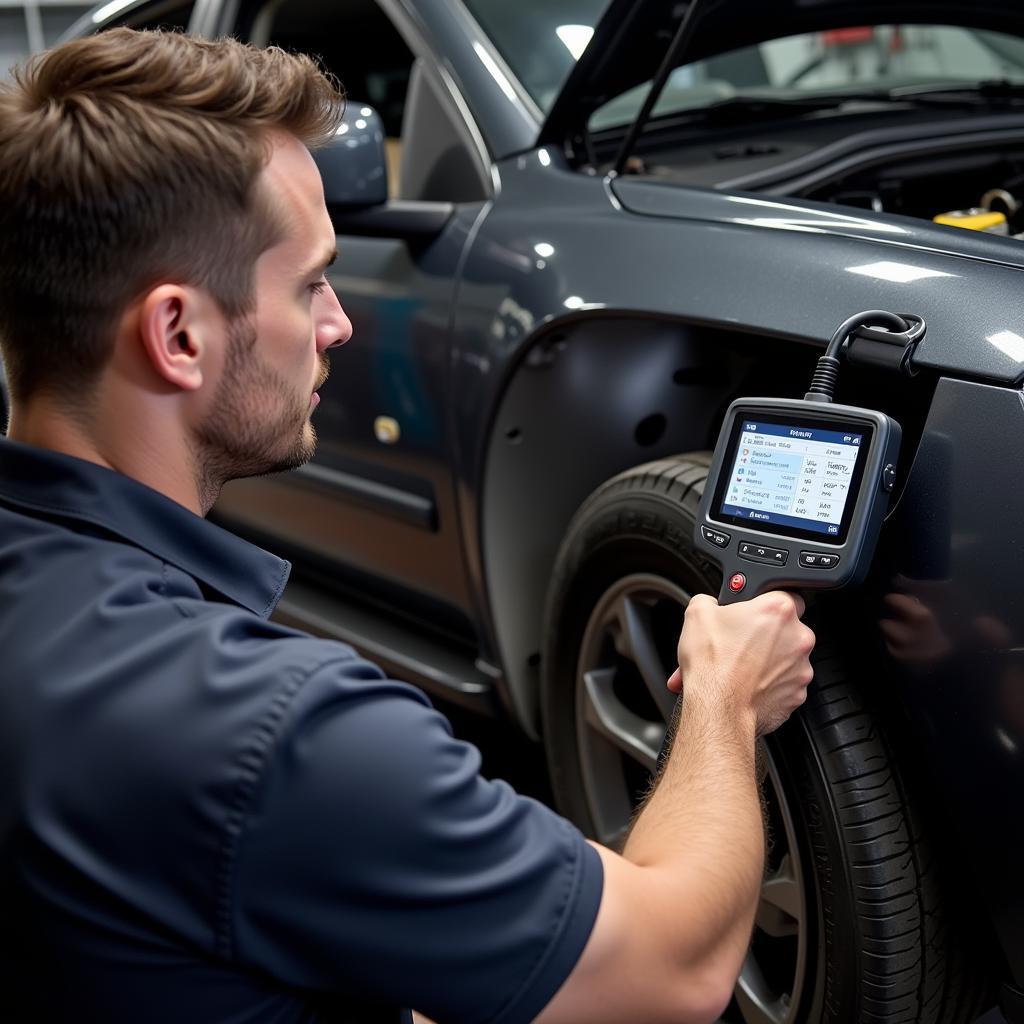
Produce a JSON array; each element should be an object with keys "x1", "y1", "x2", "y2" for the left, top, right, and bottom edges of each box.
[{"x1": 303, "y1": 248, "x2": 338, "y2": 278}]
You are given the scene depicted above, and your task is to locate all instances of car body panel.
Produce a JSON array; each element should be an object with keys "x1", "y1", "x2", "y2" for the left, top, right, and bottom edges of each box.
[
  {"x1": 884, "y1": 376, "x2": 1024, "y2": 982},
  {"x1": 450, "y1": 147, "x2": 1024, "y2": 734},
  {"x1": 611, "y1": 176, "x2": 1024, "y2": 384}
]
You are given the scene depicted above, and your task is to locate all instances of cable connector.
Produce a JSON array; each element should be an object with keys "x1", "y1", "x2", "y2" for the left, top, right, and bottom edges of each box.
[
  {"x1": 804, "y1": 310, "x2": 924, "y2": 402},
  {"x1": 804, "y1": 354, "x2": 841, "y2": 403}
]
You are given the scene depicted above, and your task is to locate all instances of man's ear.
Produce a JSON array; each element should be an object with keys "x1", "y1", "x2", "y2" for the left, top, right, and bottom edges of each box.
[{"x1": 137, "y1": 284, "x2": 214, "y2": 393}]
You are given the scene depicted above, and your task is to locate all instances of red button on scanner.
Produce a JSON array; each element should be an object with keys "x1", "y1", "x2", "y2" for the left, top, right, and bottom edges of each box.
[{"x1": 728, "y1": 572, "x2": 746, "y2": 593}]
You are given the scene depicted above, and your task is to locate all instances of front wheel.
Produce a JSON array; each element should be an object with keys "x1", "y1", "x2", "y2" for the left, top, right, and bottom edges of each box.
[{"x1": 540, "y1": 455, "x2": 990, "y2": 1024}]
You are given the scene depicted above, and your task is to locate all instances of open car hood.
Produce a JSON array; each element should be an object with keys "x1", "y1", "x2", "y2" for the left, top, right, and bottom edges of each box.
[{"x1": 540, "y1": 0, "x2": 1024, "y2": 144}]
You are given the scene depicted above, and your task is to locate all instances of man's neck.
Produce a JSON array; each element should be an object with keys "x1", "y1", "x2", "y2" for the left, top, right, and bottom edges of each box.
[{"x1": 7, "y1": 397, "x2": 208, "y2": 516}]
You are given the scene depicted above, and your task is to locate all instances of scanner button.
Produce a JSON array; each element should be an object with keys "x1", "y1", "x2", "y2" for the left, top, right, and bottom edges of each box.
[
  {"x1": 738, "y1": 542, "x2": 788, "y2": 566},
  {"x1": 701, "y1": 525, "x2": 731, "y2": 548},
  {"x1": 728, "y1": 572, "x2": 746, "y2": 593},
  {"x1": 800, "y1": 551, "x2": 840, "y2": 569}
]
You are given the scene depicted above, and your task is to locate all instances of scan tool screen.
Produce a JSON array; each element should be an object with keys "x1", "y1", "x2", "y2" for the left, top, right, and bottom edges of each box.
[{"x1": 713, "y1": 415, "x2": 871, "y2": 543}]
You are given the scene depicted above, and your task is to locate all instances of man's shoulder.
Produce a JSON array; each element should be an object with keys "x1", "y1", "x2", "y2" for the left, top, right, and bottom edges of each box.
[
  {"x1": 0, "y1": 494, "x2": 404, "y2": 714},
  {"x1": 0, "y1": 497, "x2": 340, "y2": 678},
  {"x1": 0, "y1": 504, "x2": 425, "y2": 956}
]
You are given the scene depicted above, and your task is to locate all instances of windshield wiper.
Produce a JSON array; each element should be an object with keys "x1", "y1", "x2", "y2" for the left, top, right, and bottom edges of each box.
[
  {"x1": 887, "y1": 79, "x2": 1024, "y2": 105},
  {"x1": 681, "y1": 94, "x2": 880, "y2": 125},
  {"x1": 678, "y1": 83, "x2": 1024, "y2": 127}
]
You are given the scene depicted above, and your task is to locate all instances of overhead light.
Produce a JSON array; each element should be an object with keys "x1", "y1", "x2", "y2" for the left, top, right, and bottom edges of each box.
[
  {"x1": 846, "y1": 261, "x2": 954, "y2": 284},
  {"x1": 564, "y1": 295, "x2": 585, "y2": 309},
  {"x1": 537, "y1": 148, "x2": 552, "y2": 167},
  {"x1": 987, "y1": 330, "x2": 1024, "y2": 362},
  {"x1": 534, "y1": 243, "x2": 555, "y2": 258},
  {"x1": 556, "y1": 25, "x2": 594, "y2": 61}
]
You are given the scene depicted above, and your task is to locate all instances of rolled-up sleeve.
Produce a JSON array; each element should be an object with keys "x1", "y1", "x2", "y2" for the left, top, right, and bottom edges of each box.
[{"x1": 229, "y1": 656, "x2": 603, "y2": 1023}]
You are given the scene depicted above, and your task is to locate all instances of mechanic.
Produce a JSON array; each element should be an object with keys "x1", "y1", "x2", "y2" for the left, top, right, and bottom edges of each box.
[{"x1": 0, "y1": 29, "x2": 815, "y2": 1024}]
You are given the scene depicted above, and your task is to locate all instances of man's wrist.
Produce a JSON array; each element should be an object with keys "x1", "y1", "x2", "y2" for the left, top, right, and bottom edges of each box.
[
  {"x1": 679, "y1": 671, "x2": 761, "y2": 737},
  {"x1": 673, "y1": 675, "x2": 758, "y2": 758}
]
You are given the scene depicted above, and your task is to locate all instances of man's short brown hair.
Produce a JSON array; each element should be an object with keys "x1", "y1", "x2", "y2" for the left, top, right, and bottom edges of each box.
[{"x1": 0, "y1": 28, "x2": 344, "y2": 404}]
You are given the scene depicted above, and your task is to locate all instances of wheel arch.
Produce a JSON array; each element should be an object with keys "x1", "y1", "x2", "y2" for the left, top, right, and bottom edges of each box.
[{"x1": 476, "y1": 311, "x2": 814, "y2": 738}]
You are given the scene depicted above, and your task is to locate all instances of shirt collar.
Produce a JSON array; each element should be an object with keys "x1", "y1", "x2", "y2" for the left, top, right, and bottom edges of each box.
[{"x1": 0, "y1": 437, "x2": 291, "y2": 618}]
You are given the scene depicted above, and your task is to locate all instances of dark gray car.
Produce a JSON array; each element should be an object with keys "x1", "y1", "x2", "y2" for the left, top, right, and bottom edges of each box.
[{"x1": 19, "y1": 2, "x2": 1024, "y2": 1022}]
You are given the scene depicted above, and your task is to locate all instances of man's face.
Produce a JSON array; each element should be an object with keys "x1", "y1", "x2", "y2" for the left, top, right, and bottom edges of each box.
[{"x1": 192, "y1": 133, "x2": 351, "y2": 483}]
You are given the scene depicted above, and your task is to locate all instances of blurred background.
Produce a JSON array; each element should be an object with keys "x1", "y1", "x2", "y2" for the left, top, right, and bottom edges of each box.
[{"x1": 0, "y1": 0, "x2": 96, "y2": 72}]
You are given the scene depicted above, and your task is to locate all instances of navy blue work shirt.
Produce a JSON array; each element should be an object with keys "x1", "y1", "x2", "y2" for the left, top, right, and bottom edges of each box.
[{"x1": 0, "y1": 438, "x2": 603, "y2": 1024}]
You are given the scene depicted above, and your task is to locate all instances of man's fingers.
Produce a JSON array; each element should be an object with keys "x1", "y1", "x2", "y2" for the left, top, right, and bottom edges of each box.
[
  {"x1": 684, "y1": 592, "x2": 718, "y2": 618},
  {"x1": 759, "y1": 590, "x2": 805, "y2": 618},
  {"x1": 883, "y1": 592, "x2": 926, "y2": 620}
]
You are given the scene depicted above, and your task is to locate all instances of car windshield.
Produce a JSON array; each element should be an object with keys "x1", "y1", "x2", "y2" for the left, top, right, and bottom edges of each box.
[
  {"x1": 460, "y1": 2, "x2": 1024, "y2": 128},
  {"x1": 461, "y1": 0, "x2": 610, "y2": 112}
]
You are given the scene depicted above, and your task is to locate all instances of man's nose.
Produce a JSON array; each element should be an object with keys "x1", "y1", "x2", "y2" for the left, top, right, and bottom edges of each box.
[{"x1": 316, "y1": 286, "x2": 353, "y2": 352}]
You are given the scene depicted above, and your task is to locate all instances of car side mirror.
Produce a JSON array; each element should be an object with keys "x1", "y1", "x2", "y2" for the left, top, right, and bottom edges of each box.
[{"x1": 314, "y1": 103, "x2": 388, "y2": 209}]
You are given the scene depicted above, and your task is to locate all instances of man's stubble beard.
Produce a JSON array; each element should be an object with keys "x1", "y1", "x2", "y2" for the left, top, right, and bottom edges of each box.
[{"x1": 190, "y1": 315, "x2": 328, "y2": 512}]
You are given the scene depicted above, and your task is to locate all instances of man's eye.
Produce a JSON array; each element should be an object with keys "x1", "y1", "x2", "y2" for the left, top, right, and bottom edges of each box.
[{"x1": 309, "y1": 280, "x2": 327, "y2": 296}]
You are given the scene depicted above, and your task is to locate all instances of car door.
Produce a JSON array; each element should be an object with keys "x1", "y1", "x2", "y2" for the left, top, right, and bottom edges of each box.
[{"x1": 212, "y1": 0, "x2": 494, "y2": 641}]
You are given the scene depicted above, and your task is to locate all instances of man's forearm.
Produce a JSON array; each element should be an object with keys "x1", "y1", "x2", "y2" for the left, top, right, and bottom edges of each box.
[{"x1": 622, "y1": 687, "x2": 764, "y2": 978}]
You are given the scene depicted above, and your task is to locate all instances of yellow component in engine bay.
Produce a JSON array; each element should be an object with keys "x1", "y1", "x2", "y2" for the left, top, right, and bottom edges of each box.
[{"x1": 932, "y1": 209, "x2": 1008, "y2": 233}]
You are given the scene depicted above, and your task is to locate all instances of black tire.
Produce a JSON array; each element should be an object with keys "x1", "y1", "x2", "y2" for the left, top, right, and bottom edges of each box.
[{"x1": 541, "y1": 454, "x2": 993, "y2": 1024}]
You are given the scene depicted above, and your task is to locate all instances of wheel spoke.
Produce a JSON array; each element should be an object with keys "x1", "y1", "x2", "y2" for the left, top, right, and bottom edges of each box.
[
  {"x1": 582, "y1": 668, "x2": 664, "y2": 773},
  {"x1": 611, "y1": 594, "x2": 678, "y2": 722},
  {"x1": 756, "y1": 853, "x2": 802, "y2": 938},
  {"x1": 736, "y1": 953, "x2": 789, "y2": 1024}
]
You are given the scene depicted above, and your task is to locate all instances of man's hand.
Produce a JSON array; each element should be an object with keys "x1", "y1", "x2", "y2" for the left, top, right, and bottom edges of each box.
[
  {"x1": 668, "y1": 591, "x2": 815, "y2": 737},
  {"x1": 880, "y1": 591, "x2": 953, "y2": 668}
]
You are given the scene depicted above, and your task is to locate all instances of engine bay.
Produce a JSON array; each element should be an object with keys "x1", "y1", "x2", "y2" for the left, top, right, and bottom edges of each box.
[
  {"x1": 803, "y1": 145, "x2": 1024, "y2": 236},
  {"x1": 611, "y1": 101, "x2": 1024, "y2": 238}
]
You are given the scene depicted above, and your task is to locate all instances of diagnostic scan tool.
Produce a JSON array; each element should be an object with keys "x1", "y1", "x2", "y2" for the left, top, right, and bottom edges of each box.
[
  {"x1": 698, "y1": 398, "x2": 899, "y2": 603},
  {"x1": 696, "y1": 311, "x2": 921, "y2": 604}
]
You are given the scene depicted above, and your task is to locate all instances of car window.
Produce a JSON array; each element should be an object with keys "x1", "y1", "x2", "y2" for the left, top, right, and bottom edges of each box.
[
  {"x1": 52, "y1": 0, "x2": 195, "y2": 54},
  {"x1": 248, "y1": 0, "x2": 413, "y2": 199},
  {"x1": 5, "y1": 0, "x2": 193, "y2": 75},
  {"x1": 462, "y1": 0, "x2": 610, "y2": 113},
  {"x1": 95, "y1": 0, "x2": 194, "y2": 33},
  {"x1": 589, "y1": 25, "x2": 1024, "y2": 131},
  {"x1": 247, "y1": 0, "x2": 488, "y2": 204}
]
